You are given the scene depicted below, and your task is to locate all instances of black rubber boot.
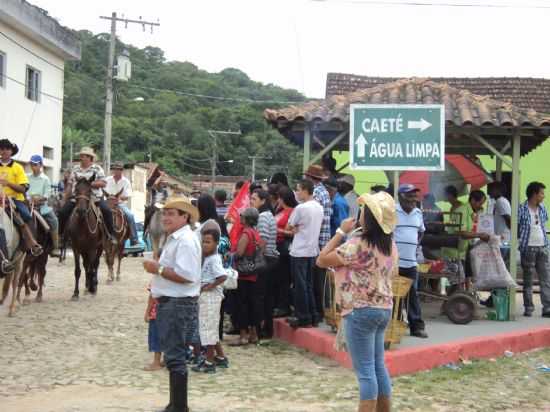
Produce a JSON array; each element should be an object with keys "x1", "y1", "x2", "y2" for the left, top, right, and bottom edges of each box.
[{"x1": 172, "y1": 371, "x2": 189, "y2": 412}]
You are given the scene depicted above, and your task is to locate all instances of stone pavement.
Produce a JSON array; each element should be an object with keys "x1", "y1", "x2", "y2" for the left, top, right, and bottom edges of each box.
[{"x1": 0, "y1": 254, "x2": 549, "y2": 411}]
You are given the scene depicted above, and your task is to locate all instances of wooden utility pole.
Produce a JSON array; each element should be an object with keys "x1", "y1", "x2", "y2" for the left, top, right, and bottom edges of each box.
[
  {"x1": 208, "y1": 130, "x2": 241, "y2": 192},
  {"x1": 99, "y1": 13, "x2": 159, "y2": 172},
  {"x1": 248, "y1": 155, "x2": 271, "y2": 182}
]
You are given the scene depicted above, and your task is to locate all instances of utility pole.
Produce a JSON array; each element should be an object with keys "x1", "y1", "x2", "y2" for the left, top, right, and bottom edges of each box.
[
  {"x1": 208, "y1": 130, "x2": 241, "y2": 192},
  {"x1": 99, "y1": 12, "x2": 159, "y2": 172},
  {"x1": 248, "y1": 155, "x2": 271, "y2": 182}
]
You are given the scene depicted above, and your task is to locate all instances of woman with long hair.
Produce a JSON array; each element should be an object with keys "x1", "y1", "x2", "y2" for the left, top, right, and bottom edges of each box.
[
  {"x1": 317, "y1": 191, "x2": 398, "y2": 412},
  {"x1": 273, "y1": 186, "x2": 298, "y2": 317},
  {"x1": 250, "y1": 189, "x2": 279, "y2": 339}
]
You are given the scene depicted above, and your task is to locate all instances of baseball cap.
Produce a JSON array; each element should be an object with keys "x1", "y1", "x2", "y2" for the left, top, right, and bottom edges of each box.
[
  {"x1": 398, "y1": 184, "x2": 420, "y2": 194},
  {"x1": 30, "y1": 154, "x2": 43, "y2": 164}
]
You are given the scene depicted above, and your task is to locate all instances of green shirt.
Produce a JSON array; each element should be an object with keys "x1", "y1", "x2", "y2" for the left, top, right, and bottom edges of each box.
[
  {"x1": 442, "y1": 202, "x2": 472, "y2": 260},
  {"x1": 27, "y1": 173, "x2": 52, "y2": 214}
]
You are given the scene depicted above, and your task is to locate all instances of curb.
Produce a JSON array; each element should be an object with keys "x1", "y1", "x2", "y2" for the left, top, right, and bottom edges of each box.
[{"x1": 273, "y1": 319, "x2": 550, "y2": 376}]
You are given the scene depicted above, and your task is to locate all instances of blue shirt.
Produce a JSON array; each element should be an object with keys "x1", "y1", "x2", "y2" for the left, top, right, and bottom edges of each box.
[
  {"x1": 395, "y1": 203, "x2": 425, "y2": 268},
  {"x1": 330, "y1": 192, "x2": 349, "y2": 236},
  {"x1": 518, "y1": 201, "x2": 548, "y2": 252},
  {"x1": 313, "y1": 183, "x2": 332, "y2": 249}
]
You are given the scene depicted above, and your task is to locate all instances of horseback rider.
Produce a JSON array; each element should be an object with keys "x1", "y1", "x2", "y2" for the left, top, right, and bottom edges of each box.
[
  {"x1": 144, "y1": 170, "x2": 169, "y2": 233},
  {"x1": 27, "y1": 154, "x2": 62, "y2": 257},
  {"x1": 105, "y1": 161, "x2": 139, "y2": 245},
  {"x1": 57, "y1": 147, "x2": 117, "y2": 244},
  {"x1": 0, "y1": 139, "x2": 43, "y2": 256}
]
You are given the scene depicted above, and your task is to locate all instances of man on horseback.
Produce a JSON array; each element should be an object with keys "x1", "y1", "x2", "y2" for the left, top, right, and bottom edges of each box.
[
  {"x1": 0, "y1": 139, "x2": 43, "y2": 256},
  {"x1": 27, "y1": 155, "x2": 62, "y2": 257},
  {"x1": 144, "y1": 169, "x2": 169, "y2": 234},
  {"x1": 105, "y1": 162, "x2": 139, "y2": 245},
  {"x1": 57, "y1": 147, "x2": 117, "y2": 244}
]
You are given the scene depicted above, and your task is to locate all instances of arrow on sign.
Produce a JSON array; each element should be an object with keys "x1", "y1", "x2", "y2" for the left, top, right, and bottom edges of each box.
[
  {"x1": 407, "y1": 118, "x2": 432, "y2": 132},
  {"x1": 356, "y1": 133, "x2": 367, "y2": 158}
]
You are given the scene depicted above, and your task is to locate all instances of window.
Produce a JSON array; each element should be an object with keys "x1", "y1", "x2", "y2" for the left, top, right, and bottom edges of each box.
[
  {"x1": 25, "y1": 66, "x2": 41, "y2": 101},
  {"x1": 43, "y1": 146, "x2": 54, "y2": 160},
  {"x1": 0, "y1": 51, "x2": 5, "y2": 88}
]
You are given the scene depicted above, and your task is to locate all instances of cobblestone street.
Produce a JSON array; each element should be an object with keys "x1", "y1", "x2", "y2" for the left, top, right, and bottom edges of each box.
[{"x1": 0, "y1": 255, "x2": 549, "y2": 412}]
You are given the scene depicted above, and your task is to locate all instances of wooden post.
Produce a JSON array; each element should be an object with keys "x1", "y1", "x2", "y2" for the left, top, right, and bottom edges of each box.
[
  {"x1": 508, "y1": 130, "x2": 521, "y2": 321},
  {"x1": 393, "y1": 171, "x2": 399, "y2": 198},
  {"x1": 303, "y1": 123, "x2": 311, "y2": 172},
  {"x1": 496, "y1": 157, "x2": 503, "y2": 182}
]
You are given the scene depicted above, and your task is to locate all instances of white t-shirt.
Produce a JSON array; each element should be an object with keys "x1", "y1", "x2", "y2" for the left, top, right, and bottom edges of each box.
[
  {"x1": 105, "y1": 175, "x2": 132, "y2": 206},
  {"x1": 395, "y1": 204, "x2": 425, "y2": 268},
  {"x1": 528, "y1": 207, "x2": 545, "y2": 247},
  {"x1": 288, "y1": 199, "x2": 324, "y2": 258},
  {"x1": 493, "y1": 196, "x2": 511, "y2": 242}
]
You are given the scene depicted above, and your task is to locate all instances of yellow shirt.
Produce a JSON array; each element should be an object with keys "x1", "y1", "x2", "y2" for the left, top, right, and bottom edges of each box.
[{"x1": 0, "y1": 160, "x2": 28, "y2": 201}]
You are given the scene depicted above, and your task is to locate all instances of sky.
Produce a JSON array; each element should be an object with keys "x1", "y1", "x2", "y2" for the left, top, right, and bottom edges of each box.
[{"x1": 31, "y1": 0, "x2": 550, "y2": 98}]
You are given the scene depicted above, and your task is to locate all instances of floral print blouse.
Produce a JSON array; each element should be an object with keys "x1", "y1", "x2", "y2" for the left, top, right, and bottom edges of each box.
[{"x1": 336, "y1": 236, "x2": 398, "y2": 315}]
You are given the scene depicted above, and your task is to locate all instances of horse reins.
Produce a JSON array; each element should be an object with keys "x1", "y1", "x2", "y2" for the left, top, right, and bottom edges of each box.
[{"x1": 73, "y1": 194, "x2": 99, "y2": 235}]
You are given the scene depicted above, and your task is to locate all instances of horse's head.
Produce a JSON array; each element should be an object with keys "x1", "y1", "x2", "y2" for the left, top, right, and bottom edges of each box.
[
  {"x1": 104, "y1": 188, "x2": 123, "y2": 209},
  {"x1": 74, "y1": 174, "x2": 95, "y2": 216}
]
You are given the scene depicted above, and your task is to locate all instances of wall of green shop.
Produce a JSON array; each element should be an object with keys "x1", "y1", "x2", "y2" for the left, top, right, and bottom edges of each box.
[{"x1": 333, "y1": 138, "x2": 550, "y2": 212}]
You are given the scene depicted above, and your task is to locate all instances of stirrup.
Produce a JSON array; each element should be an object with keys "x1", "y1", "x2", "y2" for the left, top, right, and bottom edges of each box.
[{"x1": 30, "y1": 245, "x2": 43, "y2": 257}]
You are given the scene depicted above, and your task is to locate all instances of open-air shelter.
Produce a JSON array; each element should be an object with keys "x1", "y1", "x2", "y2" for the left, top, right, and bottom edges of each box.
[{"x1": 264, "y1": 77, "x2": 550, "y2": 319}]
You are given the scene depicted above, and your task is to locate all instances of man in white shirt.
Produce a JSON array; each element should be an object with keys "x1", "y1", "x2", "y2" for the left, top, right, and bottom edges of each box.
[
  {"x1": 395, "y1": 184, "x2": 428, "y2": 338},
  {"x1": 105, "y1": 162, "x2": 138, "y2": 245},
  {"x1": 286, "y1": 179, "x2": 324, "y2": 329},
  {"x1": 488, "y1": 182, "x2": 511, "y2": 244},
  {"x1": 143, "y1": 196, "x2": 201, "y2": 412}
]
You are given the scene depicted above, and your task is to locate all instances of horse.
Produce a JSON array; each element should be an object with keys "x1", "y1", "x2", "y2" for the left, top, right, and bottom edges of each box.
[
  {"x1": 0, "y1": 202, "x2": 27, "y2": 316},
  {"x1": 103, "y1": 189, "x2": 130, "y2": 283},
  {"x1": 67, "y1": 176, "x2": 104, "y2": 300},
  {"x1": 52, "y1": 192, "x2": 68, "y2": 264},
  {"x1": 16, "y1": 198, "x2": 52, "y2": 305},
  {"x1": 147, "y1": 208, "x2": 165, "y2": 260}
]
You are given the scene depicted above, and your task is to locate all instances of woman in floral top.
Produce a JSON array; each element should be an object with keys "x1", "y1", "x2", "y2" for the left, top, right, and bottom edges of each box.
[{"x1": 317, "y1": 191, "x2": 398, "y2": 412}]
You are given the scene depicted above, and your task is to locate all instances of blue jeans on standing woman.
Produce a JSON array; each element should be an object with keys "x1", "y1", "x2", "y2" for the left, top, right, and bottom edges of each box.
[{"x1": 344, "y1": 306, "x2": 392, "y2": 400}]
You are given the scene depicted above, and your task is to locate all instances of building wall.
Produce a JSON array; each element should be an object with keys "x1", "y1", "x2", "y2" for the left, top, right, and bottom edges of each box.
[
  {"x1": 0, "y1": 21, "x2": 64, "y2": 183},
  {"x1": 124, "y1": 166, "x2": 148, "y2": 223}
]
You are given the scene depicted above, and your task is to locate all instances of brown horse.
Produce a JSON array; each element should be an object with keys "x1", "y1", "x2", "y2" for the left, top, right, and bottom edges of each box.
[
  {"x1": 103, "y1": 189, "x2": 130, "y2": 283},
  {"x1": 68, "y1": 176, "x2": 104, "y2": 300},
  {"x1": 16, "y1": 202, "x2": 52, "y2": 305}
]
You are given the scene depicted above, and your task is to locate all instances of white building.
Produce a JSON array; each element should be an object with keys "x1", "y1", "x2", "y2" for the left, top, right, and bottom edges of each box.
[{"x1": 0, "y1": 0, "x2": 80, "y2": 182}]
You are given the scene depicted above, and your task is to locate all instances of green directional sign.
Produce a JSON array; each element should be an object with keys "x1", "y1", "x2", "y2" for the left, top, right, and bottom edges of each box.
[{"x1": 349, "y1": 104, "x2": 445, "y2": 171}]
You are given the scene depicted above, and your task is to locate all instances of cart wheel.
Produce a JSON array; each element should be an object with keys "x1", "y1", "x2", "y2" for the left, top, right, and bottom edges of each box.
[
  {"x1": 384, "y1": 342, "x2": 391, "y2": 350},
  {"x1": 445, "y1": 292, "x2": 476, "y2": 325}
]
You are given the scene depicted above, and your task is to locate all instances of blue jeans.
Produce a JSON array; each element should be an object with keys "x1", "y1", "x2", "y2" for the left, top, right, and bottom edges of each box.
[
  {"x1": 156, "y1": 296, "x2": 198, "y2": 376},
  {"x1": 344, "y1": 307, "x2": 392, "y2": 400},
  {"x1": 13, "y1": 199, "x2": 32, "y2": 223},
  {"x1": 148, "y1": 318, "x2": 161, "y2": 353},
  {"x1": 119, "y1": 204, "x2": 138, "y2": 242},
  {"x1": 291, "y1": 256, "x2": 318, "y2": 323}
]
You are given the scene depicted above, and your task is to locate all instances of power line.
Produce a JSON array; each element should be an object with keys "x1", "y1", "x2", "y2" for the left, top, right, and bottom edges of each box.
[
  {"x1": 0, "y1": 30, "x2": 65, "y2": 71},
  {"x1": 311, "y1": 0, "x2": 550, "y2": 9},
  {"x1": 1, "y1": 73, "x2": 64, "y2": 101}
]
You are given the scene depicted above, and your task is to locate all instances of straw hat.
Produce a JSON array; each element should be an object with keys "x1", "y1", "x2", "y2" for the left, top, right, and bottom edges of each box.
[
  {"x1": 357, "y1": 191, "x2": 397, "y2": 234},
  {"x1": 159, "y1": 196, "x2": 199, "y2": 223},
  {"x1": 78, "y1": 146, "x2": 96, "y2": 160}
]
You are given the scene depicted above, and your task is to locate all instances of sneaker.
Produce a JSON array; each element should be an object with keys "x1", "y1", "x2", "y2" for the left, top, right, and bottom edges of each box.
[
  {"x1": 187, "y1": 353, "x2": 204, "y2": 365},
  {"x1": 214, "y1": 356, "x2": 229, "y2": 369},
  {"x1": 192, "y1": 360, "x2": 216, "y2": 374}
]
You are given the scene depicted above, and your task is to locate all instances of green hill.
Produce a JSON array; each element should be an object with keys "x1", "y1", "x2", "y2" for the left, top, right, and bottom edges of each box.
[{"x1": 63, "y1": 30, "x2": 306, "y2": 181}]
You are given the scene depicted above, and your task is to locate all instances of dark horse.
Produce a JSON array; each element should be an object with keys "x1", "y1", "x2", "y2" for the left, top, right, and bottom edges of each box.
[
  {"x1": 68, "y1": 176, "x2": 104, "y2": 300},
  {"x1": 17, "y1": 201, "x2": 52, "y2": 304},
  {"x1": 103, "y1": 188, "x2": 130, "y2": 283}
]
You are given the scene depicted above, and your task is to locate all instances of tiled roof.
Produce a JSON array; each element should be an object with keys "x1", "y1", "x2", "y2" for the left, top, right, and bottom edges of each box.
[
  {"x1": 264, "y1": 78, "x2": 550, "y2": 156},
  {"x1": 326, "y1": 74, "x2": 550, "y2": 115}
]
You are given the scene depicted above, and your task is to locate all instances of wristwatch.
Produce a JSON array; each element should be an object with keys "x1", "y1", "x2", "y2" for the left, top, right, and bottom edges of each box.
[{"x1": 157, "y1": 265, "x2": 165, "y2": 278}]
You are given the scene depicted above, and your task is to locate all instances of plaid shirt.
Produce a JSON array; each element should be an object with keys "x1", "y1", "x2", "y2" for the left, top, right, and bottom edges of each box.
[
  {"x1": 314, "y1": 183, "x2": 332, "y2": 249},
  {"x1": 518, "y1": 201, "x2": 548, "y2": 252}
]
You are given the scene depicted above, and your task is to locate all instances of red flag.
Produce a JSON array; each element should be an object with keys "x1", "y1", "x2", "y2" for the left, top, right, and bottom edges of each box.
[{"x1": 227, "y1": 181, "x2": 251, "y2": 251}]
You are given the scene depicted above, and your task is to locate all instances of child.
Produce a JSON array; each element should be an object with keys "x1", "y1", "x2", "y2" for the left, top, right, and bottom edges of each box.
[
  {"x1": 144, "y1": 285, "x2": 163, "y2": 371},
  {"x1": 192, "y1": 228, "x2": 229, "y2": 373}
]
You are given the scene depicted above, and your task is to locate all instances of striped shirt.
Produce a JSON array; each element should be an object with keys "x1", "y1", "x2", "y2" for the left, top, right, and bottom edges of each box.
[
  {"x1": 518, "y1": 201, "x2": 548, "y2": 252},
  {"x1": 395, "y1": 203, "x2": 425, "y2": 268},
  {"x1": 313, "y1": 183, "x2": 332, "y2": 249},
  {"x1": 69, "y1": 163, "x2": 106, "y2": 198},
  {"x1": 257, "y1": 211, "x2": 279, "y2": 258}
]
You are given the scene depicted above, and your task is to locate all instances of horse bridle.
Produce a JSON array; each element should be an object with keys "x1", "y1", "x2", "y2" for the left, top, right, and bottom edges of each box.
[{"x1": 72, "y1": 194, "x2": 99, "y2": 234}]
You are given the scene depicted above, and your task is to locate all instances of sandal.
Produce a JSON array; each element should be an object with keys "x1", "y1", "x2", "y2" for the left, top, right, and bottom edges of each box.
[{"x1": 228, "y1": 337, "x2": 249, "y2": 347}]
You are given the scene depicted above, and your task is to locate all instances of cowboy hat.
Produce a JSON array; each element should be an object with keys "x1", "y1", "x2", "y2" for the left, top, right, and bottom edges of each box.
[
  {"x1": 110, "y1": 161, "x2": 124, "y2": 170},
  {"x1": 0, "y1": 139, "x2": 19, "y2": 156},
  {"x1": 78, "y1": 146, "x2": 96, "y2": 160},
  {"x1": 158, "y1": 196, "x2": 199, "y2": 223},
  {"x1": 357, "y1": 191, "x2": 397, "y2": 235},
  {"x1": 304, "y1": 164, "x2": 327, "y2": 181}
]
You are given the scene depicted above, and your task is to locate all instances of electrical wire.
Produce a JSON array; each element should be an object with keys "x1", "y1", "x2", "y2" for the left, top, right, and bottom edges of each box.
[
  {"x1": 310, "y1": 0, "x2": 550, "y2": 9},
  {"x1": 0, "y1": 30, "x2": 66, "y2": 71},
  {"x1": 1, "y1": 73, "x2": 64, "y2": 101}
]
